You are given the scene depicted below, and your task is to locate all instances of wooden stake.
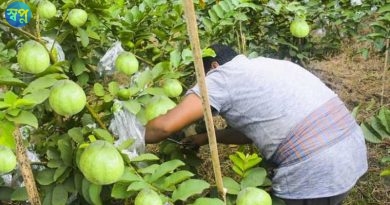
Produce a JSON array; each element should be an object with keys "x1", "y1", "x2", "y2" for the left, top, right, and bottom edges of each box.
[
  {"x1": 181, "y1": 0, "x2": 226, "y2": 200},
  {"x1": 14, "y1": 126, "x2": 41, "y2": 205}
]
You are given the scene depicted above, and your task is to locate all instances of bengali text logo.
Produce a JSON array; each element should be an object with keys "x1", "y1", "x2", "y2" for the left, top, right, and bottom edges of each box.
[{"x1": 5, "y1": 1, "x2": 32, "y2": 28}]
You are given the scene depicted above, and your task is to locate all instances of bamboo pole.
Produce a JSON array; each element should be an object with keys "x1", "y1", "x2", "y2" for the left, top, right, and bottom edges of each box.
[
  {"x1": 14, "y1": 126, "x2": 41, "y2": 205},
  {"x1": 181, "y1": 0, "x2": 226, "y2": 200}
]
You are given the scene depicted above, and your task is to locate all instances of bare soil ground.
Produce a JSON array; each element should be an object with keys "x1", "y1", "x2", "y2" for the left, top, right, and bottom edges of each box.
[{"x1": 194, "y1": 40, "x2": 390, "y2": 204}]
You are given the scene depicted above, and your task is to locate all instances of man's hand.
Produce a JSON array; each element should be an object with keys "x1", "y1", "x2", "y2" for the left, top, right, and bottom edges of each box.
[{"x1": 181, "y1": 133, "x2": 209, "y2": 147}]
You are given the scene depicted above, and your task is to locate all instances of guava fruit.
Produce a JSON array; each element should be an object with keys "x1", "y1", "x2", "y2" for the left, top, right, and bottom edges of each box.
[
  {"x1": 68, "y1": 9, "x2": 88, "y2": 27},
  {"x1": 236, "y1": 187, "x2": 272, "y2": 205},
  {"x1": 162, "y1": 79, "x2": 183, "y2": 97},
  {"x1": 37, "y1": 1, "x2": 57, "y2": 19},
  {"x1": 115, "y1": 52, "x2": 139, "y2": 76},
  {"x1": 49, "y1": 80, "x2": 86, "y2": 116},
  {"x1": 17, "y1": 40, "x2": 50, "y2": 74},
  {"x1": 79, "y1": 140, "x2": 125, "y2": 185},
  {"x1": 134, "y1": 188, "x2": 162, "y2": 205},
  {"x1": 290, "y1": 19, "x2": 310, "y2": 38}
]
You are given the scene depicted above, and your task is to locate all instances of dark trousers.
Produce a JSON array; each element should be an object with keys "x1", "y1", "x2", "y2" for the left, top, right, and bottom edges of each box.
[{"x1": 281, "y1": 192, "x2": 349, "y2": 205}]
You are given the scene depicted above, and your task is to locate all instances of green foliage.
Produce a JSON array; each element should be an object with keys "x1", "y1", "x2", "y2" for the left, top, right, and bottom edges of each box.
[{"x1": 360, "y1": 107, "x2": 390, "y2": 178}]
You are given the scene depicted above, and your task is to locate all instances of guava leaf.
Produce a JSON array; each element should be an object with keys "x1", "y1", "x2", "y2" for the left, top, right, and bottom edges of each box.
[
  {"x1": 11, "y1": 187, "x2": 28, "y2": 201},
  {"x1": 170, "y1": 49, "x2": 181, "y2": 69},
  {"x1": 172, "y1": 179, "x2": 210, "y2": 202},
  {"x1": 88, "y1": 183, "x2": 103, "y2": 205},
  {"x1": 119, "y1": 167, "x2": 143, "y2": 182},
  {"x1": 23, "y1": 76, "x2": 58, "y2": 95},
  {"x1": 149, "y1": 159, "x2": 185, "y2": 182},
  {"x1": 163, "y1": 170, "x2": 194, "y2": 188},
  {"x1": 190, "y1": 197, "x2": 225, "y2": 205},
  {"x1": 123, "y1": 100, "x2": 141, "y2": 114},
  {"x1": 126, "y1": 181, "x2": 151, "y2": 191},
  {"x1": 131, "y1": 153, "x2": 159, "y2": 162},
  {"x1": 23, "y1": 89, "x2": 50, "y2": 104},
  {"x1": 0, "y1": 187, "x2": 13, "y2": 201},
  {"x1": 361, "y1": 123, "x2": 382, "y2": 143},
  {"x1": 380, "y1": 168, "x2": 390, "y2": 177},
  {"x1": 72, "y1": 58, "x2": 88, "y2": 76},
  {"x1": 93, "y1": 128, "x2": 114, "y2": 143},
  {"x1": 7, "y1": 111, "x2": 38, "y2": 129},
  {"x1": 223, "y1": 176, "x2": 240, "y2": 195},
  {"x1": 108, "y1": 81, "x2": 120, "y2": 95},
  {"x1": 138, "y1": 164, "x2": 159, "y2": 174},
  {"x1": 241, "y1": 167, "x2": 267, "y2": 189},
  {"x1": 0, "y1": 77, "x2": 26, "y2": 87},
  {"x1": 58, "y1": 138, "x2": 73, "y2": 166},
  {"x1": 77, "y1": 27, "x2": 90, "y2": 47},
  {"x1": 52, "y1": 185, "x2": 68, "y2": 205},
  {"x1": 93, "y1": 83, "x2": 105, "y2": 97},
  {"x1": 36, "y1": 168, "x2": 56, "y2": 185},
  {"x1": 68, "y1": 127, "x2": 84, "y2": 144},
  {"x1": 0, "y1": 120, "x2": 16, "y2": 149},
  {"x1": 81, "y1": 178, "x2": 92, "y2": 204},
  {"x1": 111, "y1": 182, "x2": 132, "y2": 199}
]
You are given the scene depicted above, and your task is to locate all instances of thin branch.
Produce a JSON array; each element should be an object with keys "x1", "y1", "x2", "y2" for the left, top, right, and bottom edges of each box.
[
  {"x1": 134, "y1": 54, "x2": 154, "y2": 67},
  {"x1": 85, "y1": 103, "x2": 107, "y2": 130}
]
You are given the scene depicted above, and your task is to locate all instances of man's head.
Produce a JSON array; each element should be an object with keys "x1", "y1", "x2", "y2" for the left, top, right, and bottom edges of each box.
[{"x1": 202, "y1": 44, "x2": 238, "y2": 73}]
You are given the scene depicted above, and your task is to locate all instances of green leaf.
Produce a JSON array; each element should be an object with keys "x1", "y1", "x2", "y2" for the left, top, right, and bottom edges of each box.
[
  {"x1": 36, "y1": 168, "x2": 56, "y2": 185},
  {"x1": 0, "y1": 101, "x2": 10, "y2": 109},
  {"x1": 4, "y1": 91, "x2": 18, "y2": 105},
  {"x1": 135, "y1": 70, "x2": 153, "y2": 88},
  {"x1": 94, "y1": 83, "x2": 105, "y2": 97},
  {"x1": 378, "y1": 108, "x2": 390, "y2": 133},
  {"x1": 72, "y1": 58, "x2": 88, "y2": 76},
  {"x1": 0, "y1": 68, "x2": 14, "y2": 77},
  {"x1": 361, "y1": 123, "x2": 382, "y2": 143},
  {"x1": 241, "y1": 167, "x2": 267, "y2": 188},
  {"x1": 213, "y1": 4, "x2": 225, "y2": 18},
  {"x1": 117, "y1": 139, "x2": 134, "y2": 151},
  {"x1": 190, "y1": 197, "x2": 225, "y2": 205},
  {"x1": 127, "y1": 181, "x2": 151, "y2": 191},
  {"x1": 52, "y1": 185, "x2": 68, "y2": 205},
  {"x1": 11, "y1": 187, "x2": 28, "y2": 201},
  {"x1": 108, "y1": 81, "x2": 120, "y2": 95},
  {"x1": 149, "y1": 159, "x2": 185, "y2": 182},
  {"x1": 81, "y1": 178, "x2": 92, "y2": 204},
  {"x1": 0, "y1": 187, "x2": 13, "y2": 201},
  {"x1": 58, "y1": 138, "x2": 73, "y2": 166},
  {"x1": 144, "y1": 87, "x2": 165, "y2": 96},
  {"x1": 54, "y1": 166, "x2": 68, "y2": 181},
  {"x1": 222, "y1": 177, "x2": 240, "y2": 195},
  {"x1": 131, "y1": 153, "x2": 159, "y2": 162},
  {"x1": 23, "y1": 89, "x2": 50, "y2": 104},
  {"x1": 111, "y1": 182, "x2": 133, "y2": 199},
  {"x1": 77, "y1": 27, "x2": 90, "y2": 47},
  {"x1": 138, "y1": 164, "x2": 160, "y2": 174},
  {"x1": 172, "y1": 179, "x2": 210, "y2": 202},
  {"x1": 14, "y1": 98, "x2": 37, "y2": 108},
  {"x1": 380, "y1": 168, "x2": 390, "y2": 177},
  {"x1": 378, "y1": 4, "x2": 390, "y2": 13},
  {"x1": 0, "y1": 120, "x2": 16, "y2": 149},
  {"x1": 123, "y1": 100, "x2": 141, "y2": 114},
  {"x1": 23, "y1": 76, "x2": 58, "y2": 95},
  {"x1": 119, "y1": 167, "x2": 143, "y2": 182},
  {"x1": 68, "y1": 127, "x2": 84, "y2": 144},
  {"x1": 163, "y1": 170, "x2": 194, "y2": 188},
  {"x1": 229, "y1": 154, "x2": 244, "y2": 171},
  {"x1": 93, "y1": 128, "x2": 114, "y2": 143},
  {"x1": 170, "y1": 49, "x2": 181, "y2": 69},
  {"x1": 89, "y1": 183, "x2": 103, "y2": 205},
  {"x1": 151, "y1": 62, "x2": 169, "y2": 79},
  {"x1": 0, "y1": 77, "x2": 26, "y2": 87},
  {"x1": 370, "y1": 117, "x2": 390, "y2": 137},
  {"x1": 7, "y1": 111, "x2": 38, "y2": 128},
  {"x1": 245, "y1": 157, "x2": 262, "y2": 170}
]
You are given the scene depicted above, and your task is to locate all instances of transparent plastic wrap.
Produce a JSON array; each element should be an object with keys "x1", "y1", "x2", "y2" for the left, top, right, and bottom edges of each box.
[
  {"x1": 97, "y1": 41, "x2": 124, "y2": 76},
  {"x1": 109, "y1": 100, "x2": 145, "y2": 159}
]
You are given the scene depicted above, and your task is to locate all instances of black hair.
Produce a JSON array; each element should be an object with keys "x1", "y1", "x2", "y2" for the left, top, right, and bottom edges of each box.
[{"x1": 202, "y1": 44, "x2": 238, "y2": 73}]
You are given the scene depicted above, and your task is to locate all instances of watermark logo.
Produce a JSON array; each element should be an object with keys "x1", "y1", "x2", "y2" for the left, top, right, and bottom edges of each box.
[{"x1": 5, "y1": 2, "x2": 32, "y2": 28}]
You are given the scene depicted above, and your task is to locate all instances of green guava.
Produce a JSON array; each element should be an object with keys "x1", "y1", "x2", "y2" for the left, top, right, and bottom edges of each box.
[
  {"x1": 37, "y1": 1, "x2": 57, "y2": 19},
  {"x1": 290, "y1": 19, "x2": 310, "y2": 38},
  {"x1": 236, "y1": 187, "x2": 272, "y2": 205},
  {"x1": 134, "y1": 188, "x2": 162, "y2": 205},
  {"x1": 68, "y1": 9, "x2": 88, "y2": 27},
  {"x1": 17, "y1": 40, "x2": 50, "y2": 74},
  {"x1": 79, "y1": 140, "x2": 125, "y2": 185},
  {"x1": 162, "y1": 79, "x2": 183, "y2": 97},
  {"x1": 49, "y1": 80, "x2": 86, "y2": 116},
  {"x1": 115, "y1": 52, "x2": 139, "y2": 76}
]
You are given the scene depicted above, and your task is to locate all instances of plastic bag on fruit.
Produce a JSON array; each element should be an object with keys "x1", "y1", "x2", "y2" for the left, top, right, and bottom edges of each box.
[
  {"x1": 109, "y1": 100, "x2": 145, "y2": 159},
  {"x1": 42, "y1": 37, "x2": 65, "y2": 62},
  {"x1": 97, "y1": 41, "x2": 124, "y2": 76}
]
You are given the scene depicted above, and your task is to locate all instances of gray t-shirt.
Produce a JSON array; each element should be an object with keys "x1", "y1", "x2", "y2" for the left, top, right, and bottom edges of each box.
[{"x1": 188, "y1": 55, "x2": 368, "y2": 199}]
